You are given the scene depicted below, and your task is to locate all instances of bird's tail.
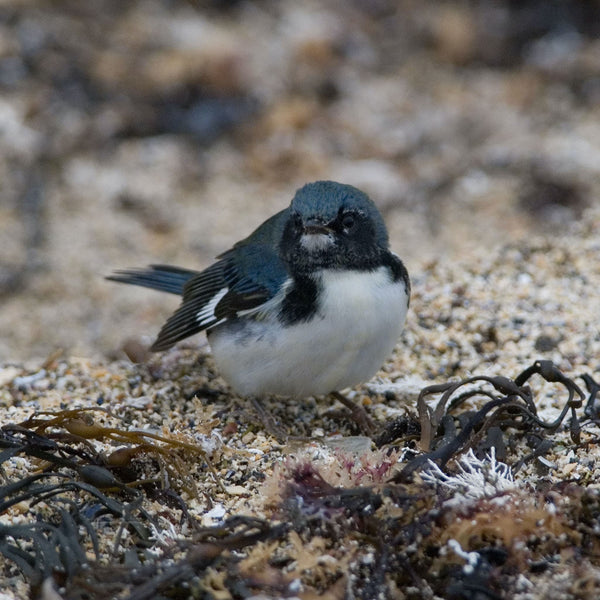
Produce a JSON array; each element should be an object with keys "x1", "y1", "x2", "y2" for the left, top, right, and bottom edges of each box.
[{"x1": 106, "y1": 264, "x2": 197, "y2": 296}]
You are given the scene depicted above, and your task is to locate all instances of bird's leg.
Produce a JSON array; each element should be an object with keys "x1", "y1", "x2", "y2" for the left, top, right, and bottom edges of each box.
[
  {"x1": 250, "y1": 397, "x2": 289, "y2": 443},
  {"x1": 331, "y1": 391, "x2": 375, "y2": 436}
]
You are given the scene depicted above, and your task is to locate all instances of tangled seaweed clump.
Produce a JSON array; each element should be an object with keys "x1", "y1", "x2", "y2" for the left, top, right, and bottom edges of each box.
[{"x1": 2, "y1": 358, "x2": 600, "y2": 598}]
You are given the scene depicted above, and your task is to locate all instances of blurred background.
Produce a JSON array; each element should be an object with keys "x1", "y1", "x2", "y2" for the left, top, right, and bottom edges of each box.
[{"x1": 1, "y1": 0, "x2": 599, "y2": 362}]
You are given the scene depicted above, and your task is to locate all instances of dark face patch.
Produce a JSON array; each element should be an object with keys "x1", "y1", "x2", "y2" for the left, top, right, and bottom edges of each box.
[
  {"x1": 289, "y1": 181, "x2": 389, "y2": 248},
  {"x1": 280, "y1": 181, "x2": 389, "y2": 275}
]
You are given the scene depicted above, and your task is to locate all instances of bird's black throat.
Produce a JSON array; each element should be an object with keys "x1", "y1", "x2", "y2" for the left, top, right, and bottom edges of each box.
[{"x1": 278, "y1": 275, "x2": 318, "y2": 325}]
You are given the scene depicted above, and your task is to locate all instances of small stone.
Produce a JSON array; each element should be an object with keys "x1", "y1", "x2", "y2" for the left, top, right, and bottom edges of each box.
[
  {"x1": 122, "y1": 338, "x2": 151, "y2": 364},
  {"x1": 225, "y1": 484, "x2": 248, "y2": 496},
  {"x1": 0, "y1": 366, "x2": 21, "y2": 387},
  {"x1": 241, "y1": 431, "x2": 255, "y2": 444},
  {"x1": 534, "y1": 335, "x2": 559, "y2": 352}
]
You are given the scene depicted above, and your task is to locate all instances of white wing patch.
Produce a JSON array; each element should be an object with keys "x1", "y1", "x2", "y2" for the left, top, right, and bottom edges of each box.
[
  {"x1": 235, "y1": 277, "x2": 293, "y2": 320},
  {"x1": 196, "y1": 287, "x2": 229, "y2": 326}
]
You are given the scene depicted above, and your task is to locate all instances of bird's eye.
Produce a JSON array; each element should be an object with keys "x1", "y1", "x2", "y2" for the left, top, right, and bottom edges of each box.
[{"x1": 342, "y1": 214, "x2": 355, "y2": 230}]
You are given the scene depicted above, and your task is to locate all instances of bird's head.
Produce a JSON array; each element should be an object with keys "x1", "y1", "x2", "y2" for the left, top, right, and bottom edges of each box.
[{"x1": 280, "y1": 181, "x2": 390, "y2": 274}]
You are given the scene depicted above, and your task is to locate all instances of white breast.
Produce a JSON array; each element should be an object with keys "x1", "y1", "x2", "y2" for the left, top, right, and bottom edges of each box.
[{"x1": 208, "y1": 266, "x2": 409, "y2": 398}]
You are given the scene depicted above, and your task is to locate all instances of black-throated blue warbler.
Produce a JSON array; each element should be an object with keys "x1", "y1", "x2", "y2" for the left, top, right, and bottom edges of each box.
[{"x1": 109, "y1": 181, "x2": 410, "y2": 408}]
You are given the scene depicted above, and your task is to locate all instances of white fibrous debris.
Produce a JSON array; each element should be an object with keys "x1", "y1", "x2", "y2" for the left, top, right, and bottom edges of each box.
[
  {"x1": 447, "y1": 539, "x2": 480, "y2": 575},
  {"x1": 148, "y1": 521, "x2": 180, "y2": 551},
  {"x1": 422, "y1": 448, "x2": 515, "y2": 501}
]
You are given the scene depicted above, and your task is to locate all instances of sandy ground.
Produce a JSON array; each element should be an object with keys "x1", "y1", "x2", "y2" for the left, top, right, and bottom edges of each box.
[
  {"x1": 1, "y1": 206, "x2": 600, "y2": 598},
  {"x1": 1, "y1": 0, "x2": 599, "y2": 362},
  {"x1": 1, "y1": 2, "x2": 600, "y2": 599}
]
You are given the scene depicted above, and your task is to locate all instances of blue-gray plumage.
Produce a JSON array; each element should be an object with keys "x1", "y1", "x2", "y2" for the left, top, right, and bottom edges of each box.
[{"x1": 108, "y1": 181, "x2": 410, "y2": 399}]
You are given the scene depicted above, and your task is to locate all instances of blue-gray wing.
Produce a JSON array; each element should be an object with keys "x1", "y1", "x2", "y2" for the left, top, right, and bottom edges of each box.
[
  {"x1": 108, "y1": 208, "x2": 291, "y2": 351},
  {"x1": 149, "y1": 245, "x2": 289, "y2": 351}
]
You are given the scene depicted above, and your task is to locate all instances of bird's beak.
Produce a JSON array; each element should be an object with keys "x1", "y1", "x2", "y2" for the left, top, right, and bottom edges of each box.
[
  {"x1": 300, "y1": 219, "x2": 334, "y2": 252},
  {"x1": 303, "y1": 219, "x2": 332, "y2": 236}
]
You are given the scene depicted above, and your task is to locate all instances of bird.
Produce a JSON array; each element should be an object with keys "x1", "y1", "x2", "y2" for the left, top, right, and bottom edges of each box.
[{"x1": 108, "y1": 181, "x2": 410, "y2": 418}]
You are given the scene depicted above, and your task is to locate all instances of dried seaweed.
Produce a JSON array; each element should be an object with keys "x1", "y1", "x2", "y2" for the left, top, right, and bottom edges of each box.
[
  {"x1": 3, "y1": 407, "x2": 221, "y2": 496},
  {"x1": 286, "y1": 363, "x2": 600, "y2": 597},
  {"x1": 273, "y1": 461, "x2": 442, "y2": 598},
  {"x1": 396, "y1": 360, "x2": 589, "y2": 481},
  {"x1": 582, "y1": 373, "x2": 600, "y2": 419},
  {"x1": 0, "y1": 407, "x2": 219, "y2": 592},
  {"x1": 281, "y1": 462, "x2": 383, "y2": 529},
  {"x1": 3, "y1": 365, "x2": 600, "y2": 599},
  {"x1": 62, "y1": 516, "x2": 290, "y2": 600},
  {"x1": 0, "y1": 472, "x2": 156, "y2": 592}
]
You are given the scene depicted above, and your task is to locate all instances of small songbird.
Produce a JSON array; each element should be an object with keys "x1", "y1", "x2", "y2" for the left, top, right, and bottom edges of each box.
[{"x1": 108, "y1": 181, "x2": 410, "y2": 402}]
